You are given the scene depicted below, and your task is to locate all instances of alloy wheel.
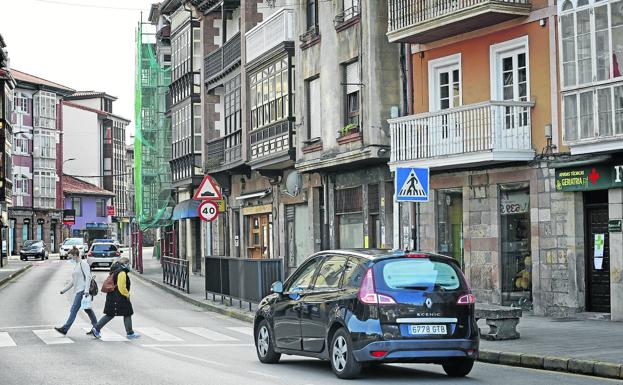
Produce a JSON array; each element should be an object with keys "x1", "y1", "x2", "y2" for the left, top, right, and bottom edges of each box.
[
  {"x1": 257, "y1": 325, "x2": 269, "y2": 358},
  {"x1": 332, "y1": 335, "x2": 348, "y2": 372}
]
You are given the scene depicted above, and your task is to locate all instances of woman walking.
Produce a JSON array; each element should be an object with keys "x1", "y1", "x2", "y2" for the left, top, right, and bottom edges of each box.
[
  {"x1": 92, "y1": 257, "x2": 140, "y2": 340},
  {"x1": 55, "y1": 246, "x2": 97, "y2": 335}
]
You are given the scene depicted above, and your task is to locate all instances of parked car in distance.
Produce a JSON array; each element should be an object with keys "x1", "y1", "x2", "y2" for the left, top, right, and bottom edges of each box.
[
  {"x1": 254, "y1": 250, "x2": 479, "y2": 379},
  {"x1": 20, "y1": 240, "x2": 49, "y2": 261},
  {"x1": 87, "y1": 242, "x2": 122, "y2": 269},
  {"x1": 59, "y1": 238, "x2": 88, "y2": 260}
]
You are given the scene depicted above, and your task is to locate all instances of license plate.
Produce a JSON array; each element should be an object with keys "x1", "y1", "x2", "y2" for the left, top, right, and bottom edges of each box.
[{"x1": 409, "y1": 324, "x2": 447, "y2": 335}]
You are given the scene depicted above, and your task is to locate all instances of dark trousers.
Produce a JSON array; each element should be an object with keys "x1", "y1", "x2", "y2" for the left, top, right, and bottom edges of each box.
[
  {"x1": 61, "y1": 291, "x2": 97, "y2": 333},
  {"x1": 96, "y1": 314, "x2": 133, "y2": 335}
]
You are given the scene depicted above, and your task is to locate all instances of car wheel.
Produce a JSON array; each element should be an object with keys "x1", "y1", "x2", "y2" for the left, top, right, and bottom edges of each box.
[
  {"x1": 255, "y1": 319, "x2": 281, "y2": 364},
  {"x1": 442, "y1": 358, "x2": 474, "y2": 377},
  {"x1": 331, "y1": 328, "x2": 362, "y2": 379}
]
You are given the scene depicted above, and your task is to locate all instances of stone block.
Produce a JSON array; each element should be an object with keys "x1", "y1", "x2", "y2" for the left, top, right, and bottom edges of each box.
[
  {"x1": 470, "y1": 173, "x2": 489, "y2": 187},
  {"x1": 552, "y1": 279, "x2": 569, "y2": 293},
  {"x1": 540, "y1": 237, "x2": 557, "y2": 249},
  {"x1": 538, "y1": 193, "x2": 550, "y2": 208},
  {"x1": 543, "y1": 356, "x2": 569, "y2": 371},
  {"x1": 567, "y1": 359, "x2": 595, "y2": 375},
  {"x1": 469, "y1": 212, "x2": 481, "y2": 225},
  {"x1": 593, "y1": 362, "x2": 622, "y2": 379},
  {"x1": 478, "y1": 350, "x2": 500, "y2": 363},
  {"x1": 520, "y1": 354, "x2": 544, "y2": 369},
  {"x1": 609, "y1": 202, "x2": 623, "y2": 219},
  {"x1": 481, "y1": 212, "x2": 492, "y2": 225},
  {"x1": 537, "y1": 179, "x2": 546, "y2": 193},
  {"x1": 609, "y1": 188, "x2": 623, "y2": 204},
  {"x1": 470, "y1": 186, "x2": 487, "y2": 199},
  {"x1": 539, "y1": 223, "x2": 553, "y2": 237},
  {"x1": 539, "y1": 209, "x2": 551, "y2": 222},
  {"x1": 499, "y1": 352, "x2": 523, "y2": 366}
]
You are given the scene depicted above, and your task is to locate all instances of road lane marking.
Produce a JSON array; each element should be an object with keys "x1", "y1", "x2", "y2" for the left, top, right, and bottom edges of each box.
[
  {"x1": 141, "y1": 343, "x2": 253, "y2": 348},
  {"x1": 81, "y1": 327, "x2": 127, "y2": 342},
  {"x1": 0, "y1": 324, "x2": 57, "y2": 330},
  {"x1": 135, "y1": 327, "x2": 183, "y2": 342},
  {"x1": 145, "y1": 346, "x2": 229, "y2": 367},
  {"x1": 227, "y1": 327, "x2": 253, "y2": 336},
  {"x1": 0, "y1": 332, "x2": 17, "y2": 347},
  {"x1": 33, "y1": 329, "x2": 74, "y2": 345},
  {"x1": 180, "y1": 327, "x2": 238, "y2": 342},
  {"x1": 247, "y1": 370, "x2": 280, "y2": 380}
]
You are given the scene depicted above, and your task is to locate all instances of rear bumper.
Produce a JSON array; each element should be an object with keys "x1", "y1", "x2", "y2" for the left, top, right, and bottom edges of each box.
[
  {"x1": 89, "y1": 257, "x2": 118, "y2": 266},
  {"x1": 353, "y1": 338, "x2": 479, "y2": 363}
]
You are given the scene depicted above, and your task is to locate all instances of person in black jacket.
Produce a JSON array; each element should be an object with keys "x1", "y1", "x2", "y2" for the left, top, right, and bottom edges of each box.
[{"x1": 90, "y1": 257, "x2": 140, "y2": 340}]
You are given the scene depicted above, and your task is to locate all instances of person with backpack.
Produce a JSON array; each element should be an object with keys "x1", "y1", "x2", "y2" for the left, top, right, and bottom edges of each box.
[
  {"x1": 55, "y1": 246, "x2": 98, "y2": 335},
  {"x1": 91, "y1": 257, "x2": 140, "y2": 340}
]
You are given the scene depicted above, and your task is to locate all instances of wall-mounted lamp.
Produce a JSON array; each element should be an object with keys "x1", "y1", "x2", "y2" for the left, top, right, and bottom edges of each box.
[{"x1": 539, "y1": 18, "x2": 547, "y2": 27}]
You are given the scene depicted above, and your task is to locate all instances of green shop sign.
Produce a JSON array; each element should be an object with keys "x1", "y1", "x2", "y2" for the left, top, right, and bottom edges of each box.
[{"x1": 555, "y1": 163, "x2": 623, "y2": 192}]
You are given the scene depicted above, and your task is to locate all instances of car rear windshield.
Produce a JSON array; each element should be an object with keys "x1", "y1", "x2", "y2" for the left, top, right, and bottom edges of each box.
[
  {"x1": 92, "y1": 244, "x2": 117, "y2": 252},
  {"x1": 375, "y1": 258, "x2": 464, "y2": 292},
  {"x1": 64, "y1": 239, "x2": 83, "y2": 246},
  {"x1": 24, "y1": 240, "x2": 42, "y2": 247}
]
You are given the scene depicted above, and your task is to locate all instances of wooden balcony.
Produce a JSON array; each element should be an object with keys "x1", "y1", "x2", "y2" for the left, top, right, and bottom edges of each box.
[
  {"x1": 387, "y1": 0, "x2": 531, "y2": 43},
  {"x1": 249, "y1": 120, "x2": 294, "y2": 170},
  {"x1": 389, "y1": 100, "x2": 535, "y2": 169},
  {"x1": 205, "y1": 131, "x2": 243, "y2": 172},
  {"x1": 246, "y1": 8, "x2": 295, "y2": 64},
  {"x1": 204, "y1": 32, "x2": 241, "y2": 86}
]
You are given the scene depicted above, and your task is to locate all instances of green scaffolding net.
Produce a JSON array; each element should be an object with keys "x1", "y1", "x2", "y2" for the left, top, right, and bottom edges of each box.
[{"x1": 134, "y1": 21, "x2": 173, "y2": 231}]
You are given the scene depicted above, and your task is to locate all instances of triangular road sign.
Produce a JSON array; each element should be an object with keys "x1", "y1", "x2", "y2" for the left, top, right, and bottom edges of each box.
[
  {"x1": 398, "y1": 169, "x2": 426, "y2": 198},
  {"x1": 194, "y1": 175, "x2": 223, "y2": 201}
]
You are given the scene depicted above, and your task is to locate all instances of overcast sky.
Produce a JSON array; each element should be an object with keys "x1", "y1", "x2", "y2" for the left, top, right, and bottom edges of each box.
[{"x1": 0, "y1": 0, "x2": 156, "y2": 142}]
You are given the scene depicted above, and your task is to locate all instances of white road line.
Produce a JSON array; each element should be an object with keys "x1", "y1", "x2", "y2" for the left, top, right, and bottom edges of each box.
[
  {"x1": 0, "y1": 332, "x2": 17, "y2": 347},
  {"x1": 135, "y1": 327, "x2": 183, "y2": 342},
  {"x1": 145, "y1": 346, "x2": 229, "y2": 367},
  {"x1": 226, "y1": 327, "x2": 253, "y2": 337},
  {"x1": 247, "y1": 370, "x2": 281, "y2": 380},
  {"x1": 180, "y1": 327, "x2": 238, "y2": 342},
  {"x1": 141, "y1": 343, "x2": 253, "y2": 348},
  {"x1": 33, "y1": 329, "x2": 74, "y2": 345},
  {"x1": 81, "y1": 327, "x2": 127, "y2": 342},
  {"x1": 0, "y1": 324, "x2": 57, "y2": 330}
]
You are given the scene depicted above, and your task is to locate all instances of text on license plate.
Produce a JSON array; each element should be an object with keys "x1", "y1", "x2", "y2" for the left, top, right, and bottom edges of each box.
[{"x1": 409, "y1": 324, "x2": 447, "y2": 335}]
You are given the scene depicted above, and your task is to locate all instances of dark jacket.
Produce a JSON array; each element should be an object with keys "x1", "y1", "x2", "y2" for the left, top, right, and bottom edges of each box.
[{"x1": 103, "y1": 263, "x2": 134, "y2": 317}]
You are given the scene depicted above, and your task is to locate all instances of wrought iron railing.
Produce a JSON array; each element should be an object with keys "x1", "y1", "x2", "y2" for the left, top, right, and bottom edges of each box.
[{"x1": 162, "y1": 256, "x2": 190, "y2": 293}]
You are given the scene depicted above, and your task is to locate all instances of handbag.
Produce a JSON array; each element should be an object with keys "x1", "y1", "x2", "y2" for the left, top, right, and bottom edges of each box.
[
  {"x1": 80, "y1": 295, "x2": 92, "y2": 310},
  {"x1": 101, "y1": 273, "x2": 117, "y2": 293}
]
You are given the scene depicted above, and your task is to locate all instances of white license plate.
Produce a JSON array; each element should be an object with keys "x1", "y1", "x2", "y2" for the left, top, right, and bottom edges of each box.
[{"x1": 409, "y1": 324, "x2": 447, "y2": 335}]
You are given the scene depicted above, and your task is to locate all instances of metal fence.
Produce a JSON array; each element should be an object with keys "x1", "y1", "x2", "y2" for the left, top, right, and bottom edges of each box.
[
  {"x1": 162, "y1": 256, "x2": 190, "y2": 293},
  {"x1": 205, "y1": 256, "x2": 283, "y2": 311}
]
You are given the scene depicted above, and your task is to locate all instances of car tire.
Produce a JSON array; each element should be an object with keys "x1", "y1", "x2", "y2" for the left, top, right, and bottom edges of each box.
[
  {"x1": 255, "y1": 319, "x2": 281, "y2": 364},
  {"x1": 330, "y1": 328, "x2": 362, "y2": 379},
  {"x1": 442, "y1": 358, "x2": 474, "y2": 377}
]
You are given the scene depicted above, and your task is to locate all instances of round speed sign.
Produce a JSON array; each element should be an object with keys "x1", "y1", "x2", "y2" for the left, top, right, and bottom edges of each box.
[{"x1": 198, "y1": 201, "x2": 219, "y2": 222}]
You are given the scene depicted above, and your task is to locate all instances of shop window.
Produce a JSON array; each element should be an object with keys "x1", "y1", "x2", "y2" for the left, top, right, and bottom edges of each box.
[
  {"x1": 499, "y1": 184, "x2": 531, "y2": 306},
  {"x1": 437, "y1": 189, "x2": 463, "y2": 268},
  {"x1": 336, "y1": 186, "x2": 363, "y2": 248}
]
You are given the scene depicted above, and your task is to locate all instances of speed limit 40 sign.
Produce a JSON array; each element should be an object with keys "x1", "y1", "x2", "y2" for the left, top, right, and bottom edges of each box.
[{"x1": 198, "y1": 201, "x2": 219, "y2": 222}]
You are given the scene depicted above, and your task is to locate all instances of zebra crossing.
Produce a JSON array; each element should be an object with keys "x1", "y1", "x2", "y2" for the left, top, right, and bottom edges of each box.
[{"x1": 0, "y1": 325, "x2": 254, "y2": 348}]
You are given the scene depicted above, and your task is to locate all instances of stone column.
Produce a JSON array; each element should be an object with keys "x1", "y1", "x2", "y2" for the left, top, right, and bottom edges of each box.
[{"x1": 609, "y1": 188, "x2": 623, "y2": 321}]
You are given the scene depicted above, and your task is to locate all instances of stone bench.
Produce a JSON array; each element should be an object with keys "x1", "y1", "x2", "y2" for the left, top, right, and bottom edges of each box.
[{"x1": 475, "y1": 304, "x2": 522, "y2": 341}]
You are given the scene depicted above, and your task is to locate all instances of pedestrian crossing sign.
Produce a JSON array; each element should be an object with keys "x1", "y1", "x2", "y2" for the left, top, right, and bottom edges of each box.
[{"x1": 395, "y1": 167, "x2": 430, "y2": 202}]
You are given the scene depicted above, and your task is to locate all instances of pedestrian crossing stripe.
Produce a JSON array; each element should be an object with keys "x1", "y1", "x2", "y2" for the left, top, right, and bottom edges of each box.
[
  {"x1": 226, "y1": 327, "x2": 253, "y2": 336},
  {"x1": 395, "y1": 167, "x2": 430, "y2": 202},
  {"x1": 81, "y1": 327, "x2": 127, "y2": 342},
  {"x1": 180, "y1": 327, "x2": 238, "y2": 341},
  {"x1": 33, "y1": 329, "x2": 74, "y2": 345},
  {"x1": 135, "y1": 327, "x2": 183, "y2": 342},
  {"x1": 0, "y1": 332, "x2": 16, "y2": 347}
]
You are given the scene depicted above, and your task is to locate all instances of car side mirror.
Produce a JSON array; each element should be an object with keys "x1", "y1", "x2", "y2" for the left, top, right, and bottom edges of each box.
[
  {"x1": 119, "y1": 250, "x2": 124, "y2": 254},
  {"x1": 271, "y1": 281, "x2": 284, "y2": 294}
]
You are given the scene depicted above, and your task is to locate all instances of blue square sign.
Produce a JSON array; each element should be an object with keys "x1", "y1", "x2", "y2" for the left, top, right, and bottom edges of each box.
[{"x1": 395, "y1": 167, "x2": 430, "y2": 202}]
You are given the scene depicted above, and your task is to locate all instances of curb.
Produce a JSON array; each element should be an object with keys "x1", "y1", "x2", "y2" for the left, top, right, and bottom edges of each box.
[
  {"x1": 133, "y1": 271, "x2": 623, "y2": 380},
  {"x1": 132, "y1": 272, "x2": 255, "y2": 324},
  {"x1": 0, "y1": 264, "x2": 33, "y2": 288},
  {"x1": 478, "y1": 349, "x2": 623, "y2": 380}
]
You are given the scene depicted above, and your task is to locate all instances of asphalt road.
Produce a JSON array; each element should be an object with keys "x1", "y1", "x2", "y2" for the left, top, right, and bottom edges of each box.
[{"x1": 0, "y1": 257, "x2": 619, "y2": 385}]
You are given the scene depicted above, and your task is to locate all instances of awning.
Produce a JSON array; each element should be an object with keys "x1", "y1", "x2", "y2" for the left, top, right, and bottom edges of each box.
[
  {"x1": 172, "y1": 199, "x2": 200, "y2": 220},
  {"x1": 235, "y1": 189, "x2": 271, "y2": 201}
]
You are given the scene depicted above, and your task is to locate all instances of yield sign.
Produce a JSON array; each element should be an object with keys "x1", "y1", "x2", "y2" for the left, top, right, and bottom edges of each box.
[{"x1": 194, "y1": 175, "x2": 223, "y2": 201}]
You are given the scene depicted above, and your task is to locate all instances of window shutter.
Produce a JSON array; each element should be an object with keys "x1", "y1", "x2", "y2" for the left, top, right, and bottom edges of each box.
[
  {"x1": 309, "y1": 78, "x2": 321, "y2": 138},
  {"x1": 346, "y1": 61, "x2": 360, "y2": 94}
]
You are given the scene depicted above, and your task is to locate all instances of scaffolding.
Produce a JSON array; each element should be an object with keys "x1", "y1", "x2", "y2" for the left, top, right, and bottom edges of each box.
[{"x1": 134, "y1": 21, "x2": 173, "y2": 232}]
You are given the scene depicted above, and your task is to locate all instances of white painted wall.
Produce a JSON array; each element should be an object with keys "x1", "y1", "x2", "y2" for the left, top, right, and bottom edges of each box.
[
  {"x1": 62, "y1": 104, "x2": 102, "y2": 187},
  {"x1": 68, "y1": 98, "x2": 101, "y2": 111}
]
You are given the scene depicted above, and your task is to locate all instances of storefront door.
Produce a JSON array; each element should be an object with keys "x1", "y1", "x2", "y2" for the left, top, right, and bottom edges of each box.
[
  {"x1": 437, "y1": 189, "x2": 463, "y2": 268},
  {"x1": 586, "y1": 206, "x2": 610, "y2": 312},
  {"x1": 248, "y1": 214, "x2": 270, "y2": 259}
]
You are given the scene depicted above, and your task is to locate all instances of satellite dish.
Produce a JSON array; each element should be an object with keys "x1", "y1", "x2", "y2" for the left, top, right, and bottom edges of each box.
[{"x1": 285, "y1": 171, "x2": 302, "y2": 197}]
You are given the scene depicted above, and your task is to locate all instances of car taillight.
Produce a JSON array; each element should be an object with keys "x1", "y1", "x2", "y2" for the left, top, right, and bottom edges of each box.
[
  {"x1": 87, "y1": 252, "x2": 93, "y2": 257},
  {"x1": 457, "y1": 294, "x2": 476, "y2": 305},
  {"x1": 358, "y1": 268, "x2": 396, "y2": 305},
  {"x1": 115, "y1": 251, "x2": 120, "y2": 256},
  {"x1": 370, "y1": 351, "x2": 388, "y2": 358}
]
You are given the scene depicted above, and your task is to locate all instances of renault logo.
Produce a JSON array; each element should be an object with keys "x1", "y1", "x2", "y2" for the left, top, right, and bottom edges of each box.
[{"x1": 425, "y1": 298, "x2": 433, "y2": 309}]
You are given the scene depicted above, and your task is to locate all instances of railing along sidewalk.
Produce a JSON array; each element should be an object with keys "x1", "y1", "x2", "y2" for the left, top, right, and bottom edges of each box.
[{"x1": 162, "y1": 256, "x2": 190, "y2": 293}]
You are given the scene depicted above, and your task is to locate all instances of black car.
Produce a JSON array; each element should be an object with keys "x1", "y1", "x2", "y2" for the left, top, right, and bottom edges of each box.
[
  {"x1": 254, "y1": 250, "x2": 479, "y2": 379},
  {"x1": 20, "y1": 240, "x2": 49, "y2": 261}
]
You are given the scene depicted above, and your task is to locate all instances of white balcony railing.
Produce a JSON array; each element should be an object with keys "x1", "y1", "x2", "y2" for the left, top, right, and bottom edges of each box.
[
  {"x1": 390, "y1": 101, "x2": 534, "y2": 166},
  {"x1": 246, "y1": 8, "x2": 295, "y2": 63}
]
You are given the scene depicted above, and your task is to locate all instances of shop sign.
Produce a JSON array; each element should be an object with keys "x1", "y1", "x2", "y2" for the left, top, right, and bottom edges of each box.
[
  {"x1": 216, "y1": 199, "x2": 226, "y2": 213},
  {"x1": 242, "y1": 204, "x2": 272, "y2": 216},
  {"x1": 63, "y1": 209, "x2": 76, "y2": 225},
  {"x1": 555, "y1": 163, "x2": 623, "y2": 192},
  {"x1": 500, "y1": 191, "x2": 530, "y2": 215},
  {"x1": 609, "y1": 220, "x2": 622, "y2": 233}
]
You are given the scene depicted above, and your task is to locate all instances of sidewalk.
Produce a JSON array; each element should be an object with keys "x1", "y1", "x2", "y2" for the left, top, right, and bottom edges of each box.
[
  {"x1": 133, "y1": 248, "x2": 623, "y2": 380},
  {"x1": 0, "y1": 259, "x2": 32, "y2": 287}
]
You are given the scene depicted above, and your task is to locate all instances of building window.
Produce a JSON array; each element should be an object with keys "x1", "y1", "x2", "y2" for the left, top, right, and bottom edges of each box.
[
  {"x1": 307, "y1": 77, "x2": 321, "y2": 139},
  {"x1": 560, "y1": 0, "x2": 623, "y2": 142},
  {"x1": 336, "y1": 186, "x2": 363, "y2": 248},
  {"x1": 499, "y1": 184, "x2": 531, "y2": 306},
  {"x1": 250, "y1": 59, "x2": 290, "y2": 131},
  {"x1": 33, "y1": 129, "x2": 56, "y2": 170},
  {"x1": 13, "y1": 135, "x2": 28, "y2": 155},
  {"x1": 307, "y1": 0, "x2": 318, "y2": 31},
  {"x1": 33, "y1": 171, "x2": 56, "y2": 209},
  {"x1": 225, "y1": 76, "x2": 241, "y2": 135},
  {"x1": 340, "y1": 0, "x2": 360, "y2": 22},
  {"x1": 33, "y1": 91, "x2": 56, "y2": 129},
  {"x1": 72, "y1": 197, "x2": 82, "y2": 217},
  {"x1": 96, "y1": 199, "x2": 106, "y2": 217},
  {"x1": 22, "y1": 220, "x2": 30, "y2": 242},
  {"x1": 344, "y1": 61, "x2": 360, "y2": 127}
]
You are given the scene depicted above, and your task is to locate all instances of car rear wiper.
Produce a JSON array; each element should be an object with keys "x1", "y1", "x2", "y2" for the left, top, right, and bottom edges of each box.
[{"x1": 396, "y1": 284, "x2": 449, "y2": 291}]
